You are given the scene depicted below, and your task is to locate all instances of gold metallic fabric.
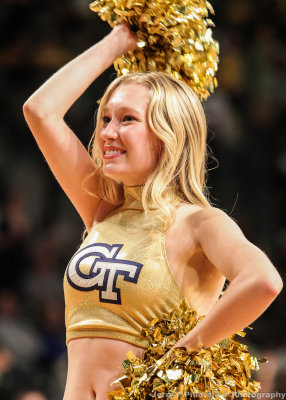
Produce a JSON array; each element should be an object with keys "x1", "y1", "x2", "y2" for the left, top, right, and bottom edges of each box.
[
  {"x1": 107, "y1": 300, "x2": 265, "y2": 400},
  {"x1": 89, "y1": 0, "x2": 219, "y2": 100},
  {"x1": 64, "y1": 185, "x2": 189, "y2": 347}
]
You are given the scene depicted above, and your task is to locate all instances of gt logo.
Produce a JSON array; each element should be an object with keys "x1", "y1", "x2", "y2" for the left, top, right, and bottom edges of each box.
[{"x1": 66, "y1": 242, "x2": 143, "y2": 304}]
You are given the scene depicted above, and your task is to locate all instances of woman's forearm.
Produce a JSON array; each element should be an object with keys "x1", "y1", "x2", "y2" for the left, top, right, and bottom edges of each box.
[
  {"x1": 175, "y1": 273, "x2": 281, "y2": 351},
  {"x1": 24, "y1": 24, "x2": 137, "y2": 118},
  {"x1": 175, "y1": 207, "x2": 283, "y2": 353}
]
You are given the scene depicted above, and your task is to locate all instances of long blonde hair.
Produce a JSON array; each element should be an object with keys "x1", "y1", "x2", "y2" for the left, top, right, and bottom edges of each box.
[{"x1": 86, "y1": 71, "x2": 211, "y2": 231}]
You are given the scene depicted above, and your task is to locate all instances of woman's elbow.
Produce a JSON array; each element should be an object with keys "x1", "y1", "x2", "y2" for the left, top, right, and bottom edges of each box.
[
  {"x1": 23, "y1": 99, "x2": 44, "y2": 121},
  {"x1": 23, "y1": 97, "x2": 53, "y2": 122},
  {"x1": 246, "y1": 245, "x2": 283, "y2": 299},
  {"x1": 23, "y1": 100, "x2": 32, "y2": 119},
  {"x1": 262, "y1": 272, "x2": 283, "y2": 299}
]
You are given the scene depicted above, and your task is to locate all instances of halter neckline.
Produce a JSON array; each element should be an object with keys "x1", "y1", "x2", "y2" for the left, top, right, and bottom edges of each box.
[{"x1": 122, "y1": 185, "x2": 145, "y2": 210}]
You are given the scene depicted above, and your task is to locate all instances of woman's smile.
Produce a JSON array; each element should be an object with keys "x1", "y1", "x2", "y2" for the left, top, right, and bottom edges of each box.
[{"x1": 103, "y1": 145, "x2": 126, "y2": 159}]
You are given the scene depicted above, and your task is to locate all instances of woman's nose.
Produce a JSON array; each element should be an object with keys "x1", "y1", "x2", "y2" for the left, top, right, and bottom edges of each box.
[{"x1": 101, "y1": 121, "x2": 119, "y2": 140}]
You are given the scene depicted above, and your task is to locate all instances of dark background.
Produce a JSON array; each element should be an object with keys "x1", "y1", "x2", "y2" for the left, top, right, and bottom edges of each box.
[{"x1": 0, "y1": 0, "x2": 285, "y2": 399}]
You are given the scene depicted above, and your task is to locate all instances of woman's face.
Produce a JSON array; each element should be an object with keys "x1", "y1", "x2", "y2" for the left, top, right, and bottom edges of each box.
[{"x1": 98, "y1": 83, "x2": 162, "y2": 186}]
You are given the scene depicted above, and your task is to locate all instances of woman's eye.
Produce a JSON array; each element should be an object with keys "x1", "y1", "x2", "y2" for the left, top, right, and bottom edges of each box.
[
  {"x1": 123, "y1": 115, "x2": 135, "y2": 122},
  {"x1": 102, "y1": 116, "x2": 111, "y2": 124}
]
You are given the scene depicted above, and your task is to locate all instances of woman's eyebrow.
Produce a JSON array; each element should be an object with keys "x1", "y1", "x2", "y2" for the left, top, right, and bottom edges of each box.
[{"x1": 102, "y1": 105, "x2": 142, "y2": 114}]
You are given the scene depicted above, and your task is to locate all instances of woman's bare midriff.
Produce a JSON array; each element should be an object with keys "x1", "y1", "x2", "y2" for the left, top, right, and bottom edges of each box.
[{"x1": 63, "y1": 337, "x2": 145, "y2": 400}]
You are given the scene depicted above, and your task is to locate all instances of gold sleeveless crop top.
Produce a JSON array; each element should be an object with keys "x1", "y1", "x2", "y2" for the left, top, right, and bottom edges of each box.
[{"x1": 64, "y1": 186, "x2": 190, "y2": 348}]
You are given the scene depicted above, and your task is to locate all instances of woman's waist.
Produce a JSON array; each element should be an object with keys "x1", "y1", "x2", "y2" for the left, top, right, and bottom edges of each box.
[{"x1": 67, "y1": 336, "x2": 145, "y2": 374}]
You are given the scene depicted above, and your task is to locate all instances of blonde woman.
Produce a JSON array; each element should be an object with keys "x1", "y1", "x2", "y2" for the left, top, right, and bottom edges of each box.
[{"x1": 23, "y1": 22, "x2": 283, "y2": 400}]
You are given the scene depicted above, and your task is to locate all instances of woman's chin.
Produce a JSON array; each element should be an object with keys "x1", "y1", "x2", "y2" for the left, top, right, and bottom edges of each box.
[
  {"x1": 102, "y1": 167, "x2": 125, "y2": 182},
  {"x1": 102, "y1": 166, "x2": 148, "y2": 187}
]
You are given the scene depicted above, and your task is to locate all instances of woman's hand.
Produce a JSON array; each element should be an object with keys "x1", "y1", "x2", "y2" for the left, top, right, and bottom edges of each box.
[
  {"x1": 110, "y1": 20, "x2": 138, "y2": 55},
  {"x1": 159, "y1": 342, "x2": 200, "y2": 363}
]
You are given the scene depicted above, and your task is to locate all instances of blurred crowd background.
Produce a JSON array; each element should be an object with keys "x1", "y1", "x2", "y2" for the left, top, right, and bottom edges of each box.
[{"x1": 0, "y1": 0, "x2": 285, "y2": 399}]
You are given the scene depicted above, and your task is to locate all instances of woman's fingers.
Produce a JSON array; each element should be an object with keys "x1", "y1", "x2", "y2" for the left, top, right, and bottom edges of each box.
[{"x1": 112, "y1": 20, "x2": 138, "y2": 52}]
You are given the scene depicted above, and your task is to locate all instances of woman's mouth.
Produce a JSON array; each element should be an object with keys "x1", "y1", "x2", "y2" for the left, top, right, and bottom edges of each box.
[{"x1": 104, "y1": 149, "x2": 126, "y2": 159}]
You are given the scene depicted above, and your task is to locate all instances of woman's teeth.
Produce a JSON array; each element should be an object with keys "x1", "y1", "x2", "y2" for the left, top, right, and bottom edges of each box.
[{"x1": 105, "y1": 150, "x2": 125, "y2": 155}]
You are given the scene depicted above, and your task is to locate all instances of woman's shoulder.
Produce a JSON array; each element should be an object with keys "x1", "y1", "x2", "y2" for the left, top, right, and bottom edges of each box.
[
  {"x1": 175, "y1": 203, "x2": 233, "y2": 233},
  {"x1": 172, "y1": 204, "x2": 239, "y2": 255},
  {"x1": 178, "y1": 204, "x2": 247, "y2": 255},
  {"x1": 176, "y1": 202, "x2": 228, "y2": 221}
]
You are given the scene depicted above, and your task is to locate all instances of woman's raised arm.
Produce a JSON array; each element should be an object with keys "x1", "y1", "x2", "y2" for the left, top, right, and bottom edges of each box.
[{"x1": 23, "y1": 22, "x2": 137, "y2": 231}]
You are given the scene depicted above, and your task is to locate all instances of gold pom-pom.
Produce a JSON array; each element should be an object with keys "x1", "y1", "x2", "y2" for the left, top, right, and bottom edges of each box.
[
  {"x1": 89, "y1": 0, "x2": 219, "y2": 100},
  {"x1": 107, "y1": 300, "x2": 265, "y2": 400}
]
